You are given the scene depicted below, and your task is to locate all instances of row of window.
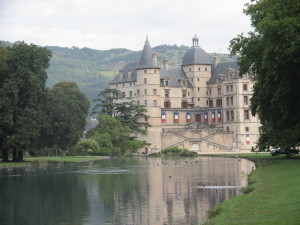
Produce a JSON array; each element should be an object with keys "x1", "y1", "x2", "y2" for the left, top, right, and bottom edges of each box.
[
  {"x1": 188, "y1": 67, "x2": 208, "y2": 72},
  {"x1": 206, "y1": 96, "x2": 249, "y2": 107},
  {"x1": 225, "y1": 109, "x2": 250, "y2": 121}
]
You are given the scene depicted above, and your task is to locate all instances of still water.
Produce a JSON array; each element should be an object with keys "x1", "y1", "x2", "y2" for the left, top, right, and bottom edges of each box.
[{"x1": 0, "y1": 156, "x2": 254, "y2": 225}]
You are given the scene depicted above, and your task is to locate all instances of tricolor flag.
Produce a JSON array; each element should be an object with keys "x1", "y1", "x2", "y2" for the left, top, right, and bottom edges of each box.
[
  {"x1": 246, "y1": 134, "x2": 250, "y2": 145},
  {"x1": 204, "y1": 112, "x2": 208, "y2": 122},
  {"x1": 211, "y1": 110, "x2": 215, "y2": 122},
  {"x1": 218, "y1": 110, "x2": 221, "y2": 122},
  {"x1": 187, "y1": 112, "x2": 191, "y2": 122},
  {"x1": 174, "y1": 112, "x2": 179, "y2": 123},
  {"x1": 161, "y1": 112, "x2": 166, "y2": 123}
]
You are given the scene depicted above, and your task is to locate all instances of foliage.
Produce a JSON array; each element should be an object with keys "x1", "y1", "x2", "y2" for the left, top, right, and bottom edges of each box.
[
  {"x1": 43, "y1": 82, "x2": 90, "y2": 153},
  {"x1": 229, "y1": 0, "x2": 300, "y2": 150},
  {"x1": 0, "y1": 42, "x2": 52, "y2": 162},
  {"x1": 162, "y1": 147, "x2": 184, "y2": 155},
  {"x1": 92, "y1": 88, "x2": 150, "y2": 134},
  {"x1": 75, "y1": 139, "x2": 99, "y2": 156},
  {"x1": 86, "y1": 115, "x2": 147, "y2": 156}
]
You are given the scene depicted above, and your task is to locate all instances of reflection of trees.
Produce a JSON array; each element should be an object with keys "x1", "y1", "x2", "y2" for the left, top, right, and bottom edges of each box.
[{"x1": 0, "y1": 164, "x2": 89, "y2": 225}]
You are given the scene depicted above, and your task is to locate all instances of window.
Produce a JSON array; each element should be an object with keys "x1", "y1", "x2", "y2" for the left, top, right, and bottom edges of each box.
[
  {"x1": 129, "y1": 91, "x2": 132, "y2": 98},
  {"x1": 226, "y1": 97, "x2": 229, "y2": 106},
  {"x1": 244, "y1": 110, "x2": 249, "y2": 120},
  {"x1": 144, "y1": 78, "x2": 147, "y2": 84},
  {"x1": 153, "y1": 100, "x2": 157, "y2": 106},
  {"x1": 165, "y1": 90, "x2": 169, "y2": 98},
  {"x1": 230, "y1": 96, "x2": 234, "y2": 106},
  {"x1": 198, "y1": 78, "x2": 200, "y2": 81},
  {"x1": 153, "y1": 89, "x2": 157, "y2": 95},
  {"x1": 209, "y1": 100, "x2": 213, "y2": 107},
  {"x1": 244, "y1": 96, "x2": 248, "y2": 105},
  {"x1": 226, "y1": 85, "x2": 229, "y2": 92},
  {"x1": 144, "y1": 70, "x2": 147, "y2": 73},
  {"x1": 123, "y1": 83, "x2": 125, "y2": 87},
  {"x1": 137, "y1": 90, "x2": 140, "y2": 96},
  {"x1": 226, "y1": 111, "x2": 230, "y2": 121},
  {"x1": 137, "y1": 101, "x2": 140, "y2": 105},
  {"x1": 196, "y1": 114, "x2": 201, "y2": 122},
  {"x1": 116, "y1": 84, "x2": 118, "y2": 88},
  {"x1": 154, "y1": 70, "x2": 156, "y2": 73},
  {"x1": 165, "y1": 80, "x2": 169, "y2": 86},
  {"x1": 245, "y1": 127, "x2": 249, "y2": 132},
  {"x1": 230, "y1": 85, "x2": 233, "y2": 91},
  {"x1": 218, "y1": 88, "x2": 221, "y2": 95},
  {"x1": 130, "y1": 82, "x2": 132, "y2": 87},
  {"x1": 182, "y1": 80, "x2": 186, "y2": 86},
  {"x1": 182, "y1": 90, "x2": 187, "y2": 98},
  {"x1": 243, "y1": 84, "x2": 248, "y2": 91},
  {"x1": 181, "y1": 101, "x2": 188, "y2": 108},
  {"x1": 164, "y1": 101, "x2": 171, "y2": 108},
  {"x1": 216, "y1": 99, "x2": 222, "y2": 107},
  {"x1": 189, "y1": 68, "x2": 191, "y2": 72},
  {"x1": 209, "y1": 89, "x2": 212, "y2": 95},
  {"x1": 198, "y1": 68, "x2": 200, "y2": 71},
  {"x1": 144, "y1": 89, "x2": 147, "y2": 96},
  {"x1": 188, "y1": 91, "x2": 190, "y2": 96},
  {"x1": 144, "y1": 100, "x2": 147, "y2": 106},
  {"x1": 231, "y1": 110, "x2": 234, "y2": 121},
  {"x1": 205, "y1": 68, "x2": 207, "y2": 71}
]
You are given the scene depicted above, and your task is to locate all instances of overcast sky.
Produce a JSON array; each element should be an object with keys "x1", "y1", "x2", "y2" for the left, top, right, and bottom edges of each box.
[{"x1": 0, "y1": 0, "x2": 252, "y2": 53}]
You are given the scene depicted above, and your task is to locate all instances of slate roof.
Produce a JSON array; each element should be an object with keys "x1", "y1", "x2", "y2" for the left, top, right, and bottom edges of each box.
[
  {"x1": 136, "y1": 37, "x2": 159, "y2": 69},
  {"x1": 208, "y1": 61, "x2": 238, "y2": 84},
  {"x1": 110, "y1": 61, "x2": 138, "y2": 84},
  {"x1": 160, "y1": 66, "x2": 193, "y2": 87},
  {"x1": 182, "y1": 46, "x2": 211, "y2": 65}
]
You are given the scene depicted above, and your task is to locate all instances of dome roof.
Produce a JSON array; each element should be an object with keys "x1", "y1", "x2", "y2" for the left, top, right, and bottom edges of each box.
[
  {"x1": 182, "y1": 35, "x2": 211, "y2": 65},
  {"x1": 182, "y1": 46, "x2": 211, "y2": 65}
]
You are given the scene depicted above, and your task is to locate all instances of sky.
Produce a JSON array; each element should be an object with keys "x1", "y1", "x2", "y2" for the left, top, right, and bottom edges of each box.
[{"x1": 0, "y1": 0, "x2": 252, "y2": 53}]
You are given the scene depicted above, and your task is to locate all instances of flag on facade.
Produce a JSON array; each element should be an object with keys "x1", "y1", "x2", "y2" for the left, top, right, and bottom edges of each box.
[
  {"x1": 187, "y1": 112, "x2": 191, "y2": 122},
  {"x1": 246, "y1": 134, "x2": 250, "y2": 145},
  {"x1": 211, "y1": 110, "x2": 215, "y2": 122},
  {"x1": 218, "y1": 110, "x2": 221, "y2": 121},
  {"x1": 204, "y1": 112, "x2": 208, "y2": 122},
  {"x1": 161, "y1": 112, "x2": 166, "y2": 123},
  {"x1": 174, "y1": 112, "x2": 179, "y2": 123}
]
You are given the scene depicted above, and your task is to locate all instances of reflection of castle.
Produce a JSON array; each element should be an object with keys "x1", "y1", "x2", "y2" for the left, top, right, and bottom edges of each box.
[{"x1": 110, "y1": 36, "x2": 260, "y2": 153}]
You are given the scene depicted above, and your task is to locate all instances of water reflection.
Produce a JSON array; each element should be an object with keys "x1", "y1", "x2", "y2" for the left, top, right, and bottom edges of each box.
[{"x1": 0, "y1": 157, "x2": 254, "y2": 225}]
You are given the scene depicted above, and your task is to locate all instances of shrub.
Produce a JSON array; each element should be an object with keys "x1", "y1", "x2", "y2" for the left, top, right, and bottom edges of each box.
[{"x1": 241, "y1": 185, "x2": 254, "y2": 194}]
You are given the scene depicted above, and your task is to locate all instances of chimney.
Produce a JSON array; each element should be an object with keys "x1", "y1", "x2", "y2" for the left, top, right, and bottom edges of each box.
[
  {"x1": 152, "y1": 54, "x2": 158, "y2": 66},
  {"x1": 163, "y1": 60, "x2": 169, "y2": 70},
  {"x1": 214, "y1": 56, "x2": 221, "y2": 68}
]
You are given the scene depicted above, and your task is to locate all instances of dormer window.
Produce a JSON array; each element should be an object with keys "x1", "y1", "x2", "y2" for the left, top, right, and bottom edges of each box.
[{"x1": 165, "y1": 80, "x2": 169, "y2": 87}]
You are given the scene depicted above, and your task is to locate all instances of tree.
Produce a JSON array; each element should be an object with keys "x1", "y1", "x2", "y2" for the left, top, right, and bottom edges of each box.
[
  {"x1": 0, "y1": 42, "x2": 52, "y2": 161},
  {"x1": 229, "y1": 0, "x2": 300, "y2": 150},
  {"x1": 43, "y1": 82, "x2": 90, "y2": 155},
  {"x1": 86, "y1": 115, "x2": 147, "y2": 156},
  {"x1": 75, "y1": 139, "x2": 99, "y2": 157},
  {"x1": 92, "y1": 88, "x2": 150, "y2": 134}
]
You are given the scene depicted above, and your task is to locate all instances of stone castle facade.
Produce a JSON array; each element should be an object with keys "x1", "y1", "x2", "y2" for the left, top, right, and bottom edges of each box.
[{"x1": 110, "y1": 36, "x2": 260, "y2": 153}]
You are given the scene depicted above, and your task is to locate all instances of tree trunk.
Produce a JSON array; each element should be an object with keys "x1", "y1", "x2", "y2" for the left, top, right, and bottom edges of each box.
[
  {"x1": 17, "y1": 150, "x2": 24, "y2": 162},
  {"x1": 1, "y1": 148, "x2": 9, "y2": 162},
  {"x1": 12, "y1": 147, "x2": 17, "y2": 162}
]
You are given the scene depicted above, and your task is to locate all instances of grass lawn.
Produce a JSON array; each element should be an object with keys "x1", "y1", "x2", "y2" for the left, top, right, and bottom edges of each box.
[
  {"x1": 204, "y1": 153, "x2": 300, "y2": 225},
  {"x1": 0, "y1": 156, "x2": 104, "y2": 167}
]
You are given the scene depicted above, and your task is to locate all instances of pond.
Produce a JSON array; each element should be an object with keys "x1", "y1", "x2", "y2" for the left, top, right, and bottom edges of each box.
[{"x1": 0, "y1": 156, "x2": 255, "y2": 225}]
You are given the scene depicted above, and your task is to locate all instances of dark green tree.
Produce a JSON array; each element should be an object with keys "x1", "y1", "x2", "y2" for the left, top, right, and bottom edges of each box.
[
  {"x1": 229, "y1": 0, "x2": 300, "y2": 150},
  {"x1": 92, "y1": 88, "x2": 150, "y2": 134},
  {"x1": 0, "y1": 42, "x2": 52, "y2": 161},
  {"x1": 43, "y1": 82, "x2": 90, "y2": 155}
]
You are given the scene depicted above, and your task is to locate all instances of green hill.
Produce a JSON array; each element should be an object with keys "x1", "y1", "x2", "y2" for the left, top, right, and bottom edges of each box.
[{"x1": 0, "y1": 41, "x2": 237, "y2": 103}]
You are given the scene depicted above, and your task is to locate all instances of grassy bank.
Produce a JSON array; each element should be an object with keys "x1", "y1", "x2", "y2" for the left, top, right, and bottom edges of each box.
[
  {"x1": 204, "y1": 153, "x2": 300, "y2": 225},
  {"x1": 0, "y1": 156, "x2": 104, "y2": 167}
]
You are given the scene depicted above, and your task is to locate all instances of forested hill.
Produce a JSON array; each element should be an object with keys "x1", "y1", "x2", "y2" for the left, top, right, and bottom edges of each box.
[{"x1": 0, "y1": 40, "x2": 237, "y2": 102}]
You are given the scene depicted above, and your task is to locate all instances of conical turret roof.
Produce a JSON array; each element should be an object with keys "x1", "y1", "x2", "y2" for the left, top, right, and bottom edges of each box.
[{"x1": 137, "y1": 37, "x2": 159, "y2": 69}]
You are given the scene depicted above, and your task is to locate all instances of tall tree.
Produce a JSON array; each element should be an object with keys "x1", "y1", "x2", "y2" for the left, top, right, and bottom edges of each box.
[
  {"x1": 229, "y1": 0, "x2": 300, "y2": 150},
  {"x1": 43, "y1": 82, "x2": 90, "y2": 154},
  {"x1": 92, "y1": 88, "x2": 150, "y2": 134},
  {"x1": 0, "y1": 42, "x2": 51, "y2": 161}
]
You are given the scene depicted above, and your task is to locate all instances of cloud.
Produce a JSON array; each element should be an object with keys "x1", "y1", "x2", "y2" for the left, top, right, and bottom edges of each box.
[{"x1": 0, "y1": 0, "x2": 252, "y2": 52}]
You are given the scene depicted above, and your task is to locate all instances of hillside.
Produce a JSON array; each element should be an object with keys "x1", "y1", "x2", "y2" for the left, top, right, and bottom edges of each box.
[{"x1": 0, "y1": 40, "x2": 237, "y2": 102}]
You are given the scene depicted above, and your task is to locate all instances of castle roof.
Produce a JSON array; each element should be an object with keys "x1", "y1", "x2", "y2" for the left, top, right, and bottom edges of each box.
[
  {"x1": 160, "y1": 66, "x2": 193, "y2": 87},
  {"x1": 136, "y1": 37, "x2": 159, "y2": 69},
  {"x1": 182, "y1": 35, "x2": 211, "y2": 66},
  {"x1": 208, "y1": 61, "x2": 238, "y2": 84}
]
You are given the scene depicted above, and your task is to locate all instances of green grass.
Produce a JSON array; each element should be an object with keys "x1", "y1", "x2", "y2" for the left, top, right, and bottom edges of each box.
[
  {"x1": 204, "y1": 154, "x2": 300, "y2": 225},
  {"x1": 0, "y1": 156, "x2": 104, "y2": 167}
]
